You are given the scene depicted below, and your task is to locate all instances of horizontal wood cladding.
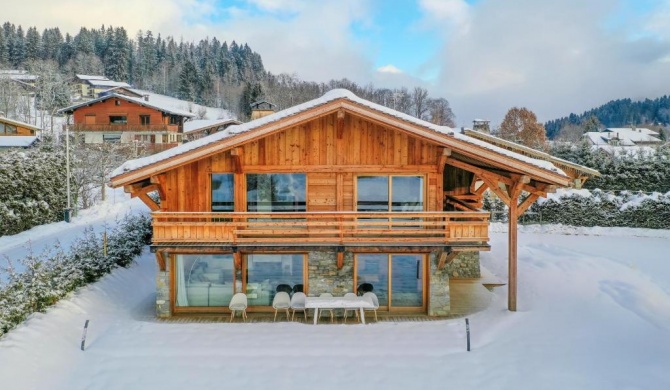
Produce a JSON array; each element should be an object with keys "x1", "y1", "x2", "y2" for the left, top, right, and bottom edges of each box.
[
  {"x1": 163, "y1": 112, "x2": 445, "y2": 213},
  {"x1": 72, "y1": 98, "x2": 171, "y2": 127}
]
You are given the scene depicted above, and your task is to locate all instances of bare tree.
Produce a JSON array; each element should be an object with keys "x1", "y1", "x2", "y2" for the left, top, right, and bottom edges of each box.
[
  {"x1": 427, "y1": 98, "x2": 456, "y2": 127},
  {"x1": 0, "y1": 76, "x2": 22, "y2": 118},
  {"x1": 412, "y1": 87, "x2": 429, "y2": 120}
]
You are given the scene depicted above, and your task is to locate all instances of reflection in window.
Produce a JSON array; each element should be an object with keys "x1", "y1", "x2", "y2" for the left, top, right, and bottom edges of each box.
[
  {"x1": 246, "y1": 254, "x2": 304, "y2": 306},
  {"x1": 247, "y1": 174, "x2": 306, "y2": 212},
  {"x1": 357, "y1": 254, "x2": 389, "y2": 306},
  {"x1": 175, "y1": 254, "x2": 235, "y2": 307},
  {"x1": 357, "y1": 176, "x2": 389, "y2": 212},
  {"x1": 357, "y1": 176, "x2": 423, "y2": 212},
  {"x1": 109, "y1": 115, "x2": 127, "y2": 124},
  {"x1": 212, "y1": 174, "x2": 234, "y2": 212}
]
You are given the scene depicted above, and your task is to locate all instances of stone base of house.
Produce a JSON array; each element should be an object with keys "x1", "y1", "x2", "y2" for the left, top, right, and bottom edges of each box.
[{"x1": 154, "y1": 250, "x2": 480, "y2": 318}]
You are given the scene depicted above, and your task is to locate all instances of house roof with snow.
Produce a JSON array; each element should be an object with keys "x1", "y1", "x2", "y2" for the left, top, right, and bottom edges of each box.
[
  {"x1": 0, "y1": 116, "x2": 42, "y2": 132},
  {"x1": 184, "y1": 119, "x2": 242, "y2": 134},
  {"x1": 57, "y1": 93, "x2": 196, "y2": 118},
  {"x1": 110, "y1": 89, "x2": 595, "y2": 189},
  {"x1": 602, "y1": 127, "x2": 661, "y2": 144},
  {"x1": 0, "y1": 135, "x2": 39, "y2": 148},
  {"x1": 75, "y1": 74, "x2": 109, "y2": 81}
]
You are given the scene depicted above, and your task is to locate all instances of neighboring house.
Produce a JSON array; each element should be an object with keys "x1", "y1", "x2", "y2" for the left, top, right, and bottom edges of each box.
[
  {"x1": 110, "y1": 89, "x2": 596, "y2": 318},
  {"x1": 184, "y1": 119, "x2": 242, "y2": 142},
  {"x1": 0, "y1": 69, "x2": 38, "y2": 90},
  {"x1": 584, "y1": 127, "x2": 662, "y2": 156},
  {"x1": 74, "y1": 74, "x2": 131, "y2": 99},
  {"x1": 58, "y1": 93, "x2": 195, "y2": 152},
  {"x1": 0, "y1": 115, "x2": 41, "y2": 151}
]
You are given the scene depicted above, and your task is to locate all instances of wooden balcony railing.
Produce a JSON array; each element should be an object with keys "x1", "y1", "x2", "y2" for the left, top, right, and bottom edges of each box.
[
  {"x1": 151, "y1": 211, "x2": 490, "y2": 245},
  {"x1": 71, "y1": 124, "x2": 179, "y2": 132}
]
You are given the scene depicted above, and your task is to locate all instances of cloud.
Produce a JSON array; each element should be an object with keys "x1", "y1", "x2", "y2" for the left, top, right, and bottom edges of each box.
[
  {"x1": 431, "y1": 0, "x2": 670, "y2": 126},
  {"x1": 377, "y1": 65, "x2": 403, "y2": 74},
  {"x1": 418, "y1": 0, "x2": 471, "y2": 31}
]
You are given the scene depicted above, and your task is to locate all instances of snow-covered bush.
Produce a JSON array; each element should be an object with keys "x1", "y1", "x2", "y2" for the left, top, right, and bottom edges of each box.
[
  {"x1": 482, "y1": 189, "x2": 670, "y2": 229},
  {"x1": 0, "y1": 214, "x2": 151, "y2": 337},
  {"x1": 0, "y1": 148, "x2": 68, "y2": 237}
]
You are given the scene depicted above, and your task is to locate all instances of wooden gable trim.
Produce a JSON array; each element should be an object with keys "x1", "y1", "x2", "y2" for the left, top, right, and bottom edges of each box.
[{"x1": 111, "y1": 98, "x2": 571, "y2": 188}]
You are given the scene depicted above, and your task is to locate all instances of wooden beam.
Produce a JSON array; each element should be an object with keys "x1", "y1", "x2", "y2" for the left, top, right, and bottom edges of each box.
[
  {"x1": 231, "y1": 147, "x2": 244, "y2": 174},
  {"x1": 138, "y1": 192, "x2": 160, "y2": 211},
  {"x1": 445, "y1": 157, "x2": 514, "y2": 186},
  {"x1": 336, "y1": 109, "x2": 345, "y2": 139},
  {"x1": 233, "y1": 251, "x2": 242, "y2": 269},
  {"x1": 129, "y1": 184, "x2": 158, "y2": 198},
  {"x1": 337, "y1": 251, "x2": 344, "y2": 270},
  {"x1": 517, "y1": 193, "x2": 540, "y2": 216},
  {"x1": 150, "y1": 174, "x2": 167, "y2": 201},
  {"x1": 155, "y1": 251, "x2": 166, "y2": 271},
  {"x1": 437, "y1": 148, "x2": 452, "y2": 174},
  {"x1": 479, "y1": 175, "x2": 511, "y2": 207},
  {"x1": 437, "y1": 250, "x2": 458, "y2": 270},
  {"x1": 508, "y1": 196, "x2": 518, "y2": 312},
  {"x1": 508, "y1": 175, "x2": 528, "y2": 200},
  {"x1": 444, "y1": 195, "x2": 481, "y2": 211}
]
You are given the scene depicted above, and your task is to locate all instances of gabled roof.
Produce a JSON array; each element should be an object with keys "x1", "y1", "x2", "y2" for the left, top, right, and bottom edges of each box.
[
  {"x1": 602, "y1": 127, "x2": 661, "y2": 144},
  {"x1": 464, "y1": 129, "x2": 600, "y2": 178},
  {"x1": 110, "y1": 89, "x2": 585, "y2": 187},
  {"x1": 57, "y1": 93, "x2": 196, "y2": 117},
  {"x1": 184, "y1": 119, "x2": 242, "y2": 134},
  {"x1": 86, "y1": 79, "x2": 131, "y2": 88},
  {"x1": 0, "y1": 116, "x2": 42, "y2": 132},
  {"x1": 76, "y1": 74, "x2": 109, "y2": 81}
]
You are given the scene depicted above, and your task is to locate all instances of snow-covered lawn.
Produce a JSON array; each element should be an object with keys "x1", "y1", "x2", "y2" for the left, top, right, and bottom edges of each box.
[{"x1": 1, "y1": 205, "x2": 669, "y2": 389}]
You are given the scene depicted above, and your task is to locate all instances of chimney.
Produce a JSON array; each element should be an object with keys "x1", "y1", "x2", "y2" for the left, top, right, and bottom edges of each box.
[
  {"x1": 143, "y1": 94, "x2": 150, "y2": 102},
  {"x1": 250, "y1": 101, "x2": 276, "y2": 120},
  {"x1": 472, "y1": 119, "x2": 491, "y2": 134}
]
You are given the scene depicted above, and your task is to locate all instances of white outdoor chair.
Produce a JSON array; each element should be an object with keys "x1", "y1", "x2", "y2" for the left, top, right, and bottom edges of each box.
[
  {"x1": 290, "y1": 292, "x2": 308, "y2": 321},
  {"x1": 342, "y1": 292, "x2": 360, "y2": 323},
  {"x1": 363, "y1": 292, "x2": 379, "y2": 322},
  {"x1": 229, "y1": 292, "x2": 248, "y2": 323},
  {"x1": 272, "y1": 291, "x2": 291, "y2": 321},
  {"x1": 318, "y1": 293, "x2": 335, "y2": 323}
]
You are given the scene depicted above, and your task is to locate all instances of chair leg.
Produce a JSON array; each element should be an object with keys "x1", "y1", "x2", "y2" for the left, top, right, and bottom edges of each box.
[
  {"x1": 243, "y1": 310, "x2": 247, "y2": 322},
  {"x1": 230, "y1": 311, "x2": 234, "y2": 323},
  {"x1": 291, "y1": 310, "x2": 295, "y2": 321},
  {"x1": 330, "y1": 310, "x2": 334, "y2": 323},
  {"x1": 374, "y1": 310, "x2": 377, "y2": 322},
  {"x1": 285, "y1": 308, "x2": 290, "y2": 320},
  {"x1": 304, "y1": 309, "x2": 307, "y2": 321},
  {"x1": 274, "y1": 310, "x2": 278, "y2": 322}
]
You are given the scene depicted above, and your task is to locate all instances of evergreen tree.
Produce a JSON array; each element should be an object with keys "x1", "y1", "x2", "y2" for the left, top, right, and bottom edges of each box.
[
  {"x1": 104, "y1": 27, "x2": 129, "y2": 81},
  {"x1": 178, "y1": 59, "x2": 198, "y2": 101},
  {"x1": 24, "y1": 27, "x2": 40, "y2": 62}
]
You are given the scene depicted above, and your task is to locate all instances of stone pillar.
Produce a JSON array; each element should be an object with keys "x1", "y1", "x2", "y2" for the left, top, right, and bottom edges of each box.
[
  {"x1": 307, "y1": 251, "x2": 354, "y2": 296},
  {"x1": 156, "y1": 255, "x2": 171, "y2": 318},
  {"x1": 428, "y1": 250, "x2": 450, "y2": 316},
  {"x1": 445, "y1": 252, "x2": 481, "y2": 279}
]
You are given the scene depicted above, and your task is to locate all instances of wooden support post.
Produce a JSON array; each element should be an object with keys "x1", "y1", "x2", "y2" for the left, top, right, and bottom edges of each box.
[
  {"x1": 150, "y1": 174, "x2": 167, "y2": 202},
  {"x1": 336, "y1": 251, "x2": 344, "y2": 270},
  {"x1": 233, "y1": 251, "x2": 242, "y2": 269},
  {"x1": 437, "y1": 148, "x2": 452, "y2": 174},
  {"x1": 138, "y1": 192, "x2": 161, "y2": 211},
  {"x1": 231, "y1": 147, "x2": 244, "y2": 174},
  {"x1": 507, "y1": 177, "x2": 527, "y2": 312}
]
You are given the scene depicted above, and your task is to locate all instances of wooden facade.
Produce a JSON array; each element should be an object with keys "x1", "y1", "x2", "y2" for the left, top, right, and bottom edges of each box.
[
  {"x1": 111, "y1": 91, "x2": 596, "y2": 317},
  {"x1": 0, "y1": 116, "x2": 39, "y2": 136}
]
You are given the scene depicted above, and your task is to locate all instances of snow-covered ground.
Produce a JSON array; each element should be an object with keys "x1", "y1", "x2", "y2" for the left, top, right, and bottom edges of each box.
[{"x1": 1, "y1": 206, "x2": 669, "y2": 389}]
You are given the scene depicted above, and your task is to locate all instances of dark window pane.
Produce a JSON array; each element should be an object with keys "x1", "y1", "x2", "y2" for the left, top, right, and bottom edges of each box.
[
  {"x1": 357, "y1": 176, "x2": 389, "y2": 212},
  {"x1": 246, "y1": 254, "x2": 304, "y2": 306},
  {"x1": 212, "y1": 174, "x2": 234, "y2": 212},
  {"x1": 392, "y1": 176, "x2": 424, "y2": 212},
  {"x1": 246, "y1": 174, "x2": 306, "y2": 212}
]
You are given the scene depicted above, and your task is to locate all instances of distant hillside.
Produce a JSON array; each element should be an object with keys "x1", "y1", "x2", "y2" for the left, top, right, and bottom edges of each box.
[{"x1": 545, "y1": 96, "x2": 670, "y2": 139}]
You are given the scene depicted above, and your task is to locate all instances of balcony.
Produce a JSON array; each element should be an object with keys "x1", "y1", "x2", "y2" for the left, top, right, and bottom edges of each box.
[
  {"x1": 151, "y1": 211, "x2": 490, "y2": 247},
  {"x1": 71, "y1": 124, "x2": 179, "y2": 132}
]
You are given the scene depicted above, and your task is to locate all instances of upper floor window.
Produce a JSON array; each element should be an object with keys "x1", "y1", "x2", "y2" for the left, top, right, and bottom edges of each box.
[
  {"x1": 140, "y1": 115, "x2": 150, "y2": 125},
  {"x1": 247, "y1": 174, "x2": 306, "y2": 212},
  {"x1": 109, "y1": 116, "x2": 127, "y2": 125},
  {"x1": 103, "y1": 133, "x2": 121, "y2": 143},
  {"x1": 357, "y1": 175, "x2": 424, "y2": 212},
  {"x1": 212, "y1": 174, "x2": 234, "y2": 212},
  {"x1": 169, "y1": 115, "x2": 179, "y2": 125}
]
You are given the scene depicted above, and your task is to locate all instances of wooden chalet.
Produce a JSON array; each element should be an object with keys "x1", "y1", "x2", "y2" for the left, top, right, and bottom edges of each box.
[
  {"x1": 58, "y1": 93, "x2": 195, "y2": 152},
  {"x1": 109, "y1": 89, "x2": 596, "y2": 318}
]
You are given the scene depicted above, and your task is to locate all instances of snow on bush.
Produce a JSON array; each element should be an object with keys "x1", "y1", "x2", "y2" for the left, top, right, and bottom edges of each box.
[
  {"x1": 483, "y1": 189, "x2": 670, "y2": 229},
  {"x1": 0, "y1": 148, "x2": 68, "y2": 237},
  {"x1": 0, "y1": 214, "x2": 151, "y2": 336}
]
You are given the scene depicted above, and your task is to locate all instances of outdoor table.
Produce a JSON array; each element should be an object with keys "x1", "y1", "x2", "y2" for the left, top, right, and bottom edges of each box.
[{"x1": 305, "y1": 295, "x2": 374, "y2": 324}]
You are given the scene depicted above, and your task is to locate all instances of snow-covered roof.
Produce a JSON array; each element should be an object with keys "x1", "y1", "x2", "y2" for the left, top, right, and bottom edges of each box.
[
  {"x1": 0, "y1": 116, "x2": 42, "y2": 131},
  {"x1": 127, "y1": 88, "x2": 232, "y2": 121},
  {"x1": 184, "y1": 119, "x2": 240, "y2": 134},
  {"x1": 602, "y1": 127, "x2": 661, "y2": 144},
  {"x1": 76, "y1": 74, "x2": 109, "y2": 81},
  {"x1": 111, "y1": 89, "x2": 568, "y2": 180},
  {"x1": 58, "y1": 93, "x2": 196, "y2": 117},
  {"x1": 0, "y1": 70, "x2": 37, "y2": 81},
  {"x1": 590, "y1": 144, "x2": 657, "y2": 157},
  {"x1": 87, "y1": 79, "x2": 131, "y2": 88},
  {"x1": 584, "y1": 132, "x2": 636, "y2": 146},
  {"x1": 0, "y1": 136, "x2": 38, "y2": 148}
]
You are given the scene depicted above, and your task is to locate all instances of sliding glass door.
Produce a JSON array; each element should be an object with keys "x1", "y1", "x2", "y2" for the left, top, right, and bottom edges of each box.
[{"x1": 356, "y1": 254, "x2": 426, "y2": 311}]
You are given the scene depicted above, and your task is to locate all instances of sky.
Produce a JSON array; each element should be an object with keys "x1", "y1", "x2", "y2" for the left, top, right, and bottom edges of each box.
[{"x1": 4, "y1": 0, "x2": 670, "y2": 126}]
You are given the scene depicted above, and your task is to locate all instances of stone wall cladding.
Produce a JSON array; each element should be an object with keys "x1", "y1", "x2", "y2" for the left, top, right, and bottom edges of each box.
[
  {"x1": 307, "y1": 251, "x2": 354, "y2": 297},
  {"x1": 445, "y1": 252, "x2": 480, "y2": 279},
  {"x1": 428, "y1": 250, "x2": 450, "y2": 316},
  {"x1": 156, "y1": 256, "x2": 171, "y2": 318}
]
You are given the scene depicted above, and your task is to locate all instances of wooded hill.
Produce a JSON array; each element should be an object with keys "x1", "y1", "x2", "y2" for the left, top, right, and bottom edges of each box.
[
  {"x1": 545, "y1": 95, "x2": 670, "y2": 139},
  {"x1": 0, "y1": 22, "x2": 455, "y2": 124}
]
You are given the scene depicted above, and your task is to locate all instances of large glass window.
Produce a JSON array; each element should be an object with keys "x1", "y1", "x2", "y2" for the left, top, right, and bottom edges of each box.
[
  {"x1": 109, "y1": 115, "x2": 127, "y2": 124},
  {"x1": 0, "y1": 123, "x2": 17, "y2": 134},
  {"x1": 212, "y1": 174, "x2": 234, "y2": 212},
  {"x1": 356, "y1": 254, "x2": 389, "y2": 306},
  {"x1": 357, "y1": 176, "x2": 424, "y2": 212},
  {"x1": 247, "y1": 174, "x2": 306, "y2": 212},
  {"x1": 175, "y1": 254, "x2": 235, "y2": 307},
  {"x1": 246, "y1": 254, "x2": 305, "y2": 306}
]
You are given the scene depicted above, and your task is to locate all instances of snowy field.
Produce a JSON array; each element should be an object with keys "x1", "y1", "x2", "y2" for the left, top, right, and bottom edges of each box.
[{"x1": 0, "y1": 195, "x2": 669, "y2": 389}]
